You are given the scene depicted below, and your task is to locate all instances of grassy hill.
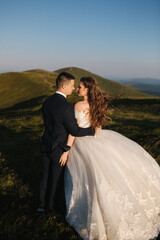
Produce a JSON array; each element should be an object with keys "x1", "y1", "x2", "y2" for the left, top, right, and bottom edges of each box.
[
  {"x1": 55, "y1": 67, "x2": 149, "y2": 97},
  {"x1": 0, "y1": 67, "x2": 160, "y2": 239},
  {"x1": 0, "y1": 96, "x2": 160, "y2": 239},
  {"x1": 0, "y1": 70, "x2": 57, "y2": 109},
  {"x1": 0, "y1": 67, "x2": 150, "y2": 109}
]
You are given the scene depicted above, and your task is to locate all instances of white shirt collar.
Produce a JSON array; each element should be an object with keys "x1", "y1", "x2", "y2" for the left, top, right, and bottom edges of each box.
[{"x1": 56, "y1": 91, "x2": 66, "y2": 98}]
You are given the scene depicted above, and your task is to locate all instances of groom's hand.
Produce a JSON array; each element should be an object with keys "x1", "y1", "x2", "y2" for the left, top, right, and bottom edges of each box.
[{"x1": 59, "y1": 152, "x2": 69, "y2": 166}]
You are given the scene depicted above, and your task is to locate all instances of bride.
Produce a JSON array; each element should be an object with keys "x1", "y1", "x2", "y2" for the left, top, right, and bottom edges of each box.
[{"x1": 59, "y1": 76, "x2": 160, "y2": 240}]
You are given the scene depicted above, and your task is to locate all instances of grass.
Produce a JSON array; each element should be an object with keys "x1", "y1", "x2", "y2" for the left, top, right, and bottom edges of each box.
[
  {"x1": 0, "y1": 95, "x2": 82, "y2": 240},
  {"x1": 0, "y1": 71, "x2": 57, "y2": 109},
  {"x1": 106, "y1": 98, "x2": 160, "y2": 165},
  {"x1": 0, "y1": 67, "x2": 151, "y2": 110},
  {"x1": 0, "y1": 67, "x2": 159, "y2": 239},
  {"x1": 55, "y1": 67, "x2": 150, "y2": 97},
  {"x1": 0, "y1": 93, "x2": 160, "y2": 239}
]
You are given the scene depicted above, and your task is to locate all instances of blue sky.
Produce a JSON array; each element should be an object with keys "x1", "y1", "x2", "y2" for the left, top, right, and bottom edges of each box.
[{"x1": 1, "y1": 0, "x2": 160, "y2": 79}]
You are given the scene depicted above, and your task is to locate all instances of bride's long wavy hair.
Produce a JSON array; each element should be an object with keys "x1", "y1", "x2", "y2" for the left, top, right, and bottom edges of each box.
[{"x1": 80, "y1": 76, "x2": 109, "y2": 129}]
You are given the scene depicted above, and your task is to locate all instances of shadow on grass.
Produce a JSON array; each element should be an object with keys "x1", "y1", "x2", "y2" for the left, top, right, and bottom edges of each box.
[
  {"x1": 0, "y1": 96, "x2": 159, "y2": 239},
  {"x1": 114, "y1": 98, "x2": 160, "y2": 105},
  {"x1": 111, "y1": 117, "x2": 160, "y2": 130},
  {"x1": 0, "y1": 95, "x2": 81, "y2": 240},
  {"x1": 0, "y1": 95, "x2": 48, "y2": 119},
  {"x1": 0, "y1": 96, "x2": 48, "y2": 200},
  {"x1": 0, "y1": 124, "x2": 41, "y2": 205},
  {"x1": 110, "y1": 97, "x2": 160, "y2": 115}
]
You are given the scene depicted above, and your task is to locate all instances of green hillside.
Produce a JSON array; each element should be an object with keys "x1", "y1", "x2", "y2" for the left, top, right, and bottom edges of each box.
[
  {"x1": 0, "y1": 70, "x2": 57, "y2": 109},
  {"x1": 0, "y1": 96, "x2": 160, "y2": 239},
  {"x1": 55, "y1": 67, "x2": 149, "y2": 97},
  {"x1": 0, "y1": 67, "x2": 151, "y2": 109},
  {"x1": 0, "y1": 68, "x2": 160, "y2": 239}
]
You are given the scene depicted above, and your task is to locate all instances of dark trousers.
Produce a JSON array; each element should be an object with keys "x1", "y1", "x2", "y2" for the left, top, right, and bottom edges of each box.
[{"x1": 39, "y1": 146, "x2": 65, "y2": 210}]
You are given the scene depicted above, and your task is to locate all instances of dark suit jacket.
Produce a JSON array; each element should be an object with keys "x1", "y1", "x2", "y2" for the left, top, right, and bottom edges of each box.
[{"x1": 41, "y1": 93, "x2": 95, "y2": 153}]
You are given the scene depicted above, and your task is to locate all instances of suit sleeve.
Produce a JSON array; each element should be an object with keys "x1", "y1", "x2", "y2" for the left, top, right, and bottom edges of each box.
[
  {"x1": 42, "y1": 102, "x2": 53, "y2": 135},
  {"x1": 63, "y1": 104, "x2": 95, "y2": 137}
]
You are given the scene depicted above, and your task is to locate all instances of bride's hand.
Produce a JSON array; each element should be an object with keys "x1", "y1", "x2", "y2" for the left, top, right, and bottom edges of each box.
[{"x1": 59, "y1": 152, "x2": 69, "y2": 166}]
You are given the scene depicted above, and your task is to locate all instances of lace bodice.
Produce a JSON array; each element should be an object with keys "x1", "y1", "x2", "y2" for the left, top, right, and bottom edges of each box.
[{"x1": 75, "y1": 110, "x2": 91, "y2": 128}]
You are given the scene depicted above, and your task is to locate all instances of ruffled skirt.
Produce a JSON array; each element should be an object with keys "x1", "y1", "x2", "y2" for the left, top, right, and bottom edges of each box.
[{"x1": 65, "y1": 130, "x2": 160, "y2": 240}]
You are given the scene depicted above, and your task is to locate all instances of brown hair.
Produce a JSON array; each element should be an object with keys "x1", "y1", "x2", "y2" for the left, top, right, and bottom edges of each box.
[
  {"x1": 80, "y1": 76, "x2": 109, "y2": 129},
  {"x1": 56, "y1": 72, "x2": 75, "y2": 89}
]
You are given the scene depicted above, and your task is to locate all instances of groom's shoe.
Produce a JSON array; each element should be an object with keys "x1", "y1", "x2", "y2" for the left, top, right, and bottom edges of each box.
[
  {"x1": 37, "y1": 206, "x2": 57, "y2": 214},
  {"x1": 37, "y1": 207, "x2": 45, "y2": 213},
  {"x1": 37, "y1": 204, "x2": 45, "y2": 213}
]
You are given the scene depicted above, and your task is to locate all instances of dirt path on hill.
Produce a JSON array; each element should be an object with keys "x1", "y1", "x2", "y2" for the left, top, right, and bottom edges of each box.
[
  {"x1": 39, "y1": 74, "x2": 55, "y2": 90},
  {"x1": 44, "y1": 77, "x2": 53, "y2": 89}
]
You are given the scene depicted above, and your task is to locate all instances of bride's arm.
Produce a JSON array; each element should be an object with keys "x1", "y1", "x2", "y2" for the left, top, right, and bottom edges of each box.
[
  {"x1": 59, "y1": 103, "x2": 81, "y2": 166},
  {"x1": 59, "y1": 134, "x2": 75, "y2": 166}
]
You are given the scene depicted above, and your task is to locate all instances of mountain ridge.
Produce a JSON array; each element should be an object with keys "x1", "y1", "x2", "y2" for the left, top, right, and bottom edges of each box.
[
  {"x1": 115, "y1": 77, "x2": 160, "y2": 85},
  {"x1": 0, "y1": 67, "x2": 153, "y2": 109},
  {"x1": 115, "y1": 77, "x2": 160, "y2": 97},
  {"x1": 54, "y1": 67, "x2": 150, "y2": 97}
]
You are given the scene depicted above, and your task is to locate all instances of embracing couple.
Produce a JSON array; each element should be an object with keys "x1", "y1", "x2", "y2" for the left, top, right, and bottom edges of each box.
[{"x1": 38, "y1": 72, "x2": 160, "y2": 240}]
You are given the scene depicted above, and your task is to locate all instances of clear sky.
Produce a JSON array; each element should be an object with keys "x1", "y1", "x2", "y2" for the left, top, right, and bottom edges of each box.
[{"x1": 1, "y1": 0, "x2": 160, "y2": 79}]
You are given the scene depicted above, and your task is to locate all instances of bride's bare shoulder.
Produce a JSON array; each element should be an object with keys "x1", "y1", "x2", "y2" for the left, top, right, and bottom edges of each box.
[
  {"x1": 74, "y1": 101, "x2": 84, "y2": 111},
  {"x1": 75, "y1": 101, "x2": 89, "y2": 112}
]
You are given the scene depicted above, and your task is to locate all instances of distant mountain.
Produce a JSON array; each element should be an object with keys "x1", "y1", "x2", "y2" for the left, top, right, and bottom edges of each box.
[
  {"x1": 0, "y1": 67, "x2": 151, "y2": 109},
  {"x1": 119, "y1": 78, "x2": 160, "y2": 85},
  {"x1": 116, "y1": 78, "x2": 160, "y2": 96}
]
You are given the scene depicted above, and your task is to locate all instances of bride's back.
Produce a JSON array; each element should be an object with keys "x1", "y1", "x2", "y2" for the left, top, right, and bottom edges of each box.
[
  {"x1": 74, "y1": 101, "x2": 91, "y2": 128},
  {"x1": 75, "y1": 101, "x2": 89, "y2": 114}
]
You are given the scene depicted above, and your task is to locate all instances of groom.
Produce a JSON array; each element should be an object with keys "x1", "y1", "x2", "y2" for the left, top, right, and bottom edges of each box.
[{"x1": 38, "y1": 72, "x2": 95, "y2": 212}]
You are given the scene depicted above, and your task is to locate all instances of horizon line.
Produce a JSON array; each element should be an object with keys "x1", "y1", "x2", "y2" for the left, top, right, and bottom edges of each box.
[{"x1": 0, "y1": 67, "x2": 160, "y2": 81}]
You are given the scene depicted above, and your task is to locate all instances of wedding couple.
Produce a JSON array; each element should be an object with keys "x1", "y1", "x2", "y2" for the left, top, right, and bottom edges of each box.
[{"x1": 38, "y1": 72, "x2": 160, "y2": 240}]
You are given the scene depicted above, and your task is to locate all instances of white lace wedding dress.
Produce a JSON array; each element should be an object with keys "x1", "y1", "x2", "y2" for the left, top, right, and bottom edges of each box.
[{"x1": 64, "y1": 111, "x2": 160, "y2": 240}]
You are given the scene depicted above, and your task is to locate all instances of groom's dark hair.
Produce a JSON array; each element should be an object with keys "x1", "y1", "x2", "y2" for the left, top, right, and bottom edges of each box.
[{"x1": 56, "y1": 72, "x2": 75, "y2": 89}]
